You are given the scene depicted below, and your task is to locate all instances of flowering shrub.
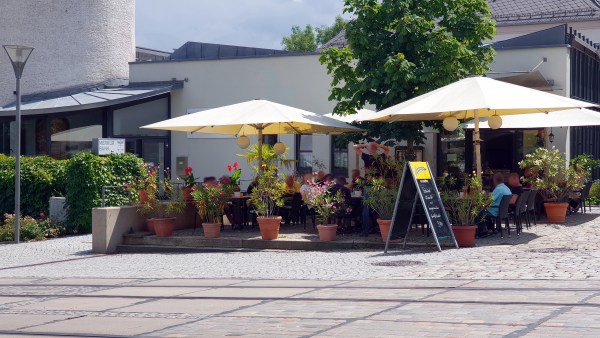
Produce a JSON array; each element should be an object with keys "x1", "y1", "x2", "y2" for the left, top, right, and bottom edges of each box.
[
  {"x1": 227, "y1": 162, "x2": 241, "y2": 186},
  {"x1": 0, "y1": 213, "x2": 66, "y2": 242},
  {"x1": 192, "y1": 184, "x2": 233, "y2": 223},
  {"x1": 179, "y1": 166, "x2": 198, "y2": 189},
  {"x1": 519, "y1": 147, "x2": 586, "y2": 202},
  {"x1": 302, "y1": 179, "x2": 347, "y2": 224},
  {"x1": 125, "y1": 163, "x2": 156, "y2": 198}
]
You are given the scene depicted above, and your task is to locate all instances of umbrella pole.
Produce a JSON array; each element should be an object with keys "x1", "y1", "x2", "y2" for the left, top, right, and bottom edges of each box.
[
  {"x1": 257, "y1": 127, "x2": 263, "y2": 171},
  {"x1": 474, "y1": 109, "x2": 482, "y2": 180}
]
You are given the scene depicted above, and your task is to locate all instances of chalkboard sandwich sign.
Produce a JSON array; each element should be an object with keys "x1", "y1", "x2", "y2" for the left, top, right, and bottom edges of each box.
[{"x1": 384, "y1": 161, "x2": 459, "y2": 253}]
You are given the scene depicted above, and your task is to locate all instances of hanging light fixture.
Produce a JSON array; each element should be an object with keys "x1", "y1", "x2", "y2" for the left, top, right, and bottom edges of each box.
[
  {"x1": 549, "y1": 128, "x2": 554, "y2": 143},
  {"x1": 273, "y1": 141, "x2": 286, "y2": 154},
  {"x1": 442, "y1": 116, "x2": 459, "y2": 131},
  {"x1": 488, "y1": 113, "x2": 503, "y2": 129},
  {"x1": 236, "y1": 135, "x2": 250, "y2": 149}
]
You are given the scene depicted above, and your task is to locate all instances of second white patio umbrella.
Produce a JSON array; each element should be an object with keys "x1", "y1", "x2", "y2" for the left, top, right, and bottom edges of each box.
[
  {"x1": 463, "y1": 108, "x2": 600, "y2": 129},
  {"x1": 359, "y1": 76, "x2": 596, "y2": 177},
  {"x1": 142, "y1": 99, "x2": 360, "y2": 168}
]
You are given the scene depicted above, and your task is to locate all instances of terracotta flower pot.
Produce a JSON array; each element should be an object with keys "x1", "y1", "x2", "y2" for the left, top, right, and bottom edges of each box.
[
  {"x1": 544, "y1": 202, "x2": 569, "y2": 224},
  {"x1": 451, "y1": 225, "x2": 477, "y2": 247},
  {"x1": 257, "y1": 216, "x2": 281, "y2": 240},
  {"x1": 377, "y1": 219, "x2": 392, "y2": 242},
  {"x1": 317, "y1": 224, "x2": 338, "y2": 241},
  {"x1": 148, "y1": 217, "x2": 176, "y2": 237},
  {"x1": 182, "y1": 187, "x2": 193, "y2": 201},
  {"x1": 138, "y1": 190, "x2": 149, "y2": 204},
  {"x1": 202, "y1": 222, "x2": 221, "y2": 238}
]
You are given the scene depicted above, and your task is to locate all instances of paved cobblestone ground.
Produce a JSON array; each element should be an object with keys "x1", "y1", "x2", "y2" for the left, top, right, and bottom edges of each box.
[{"x1": 0, "y1": 210, "x2": 598, "y2": 336}]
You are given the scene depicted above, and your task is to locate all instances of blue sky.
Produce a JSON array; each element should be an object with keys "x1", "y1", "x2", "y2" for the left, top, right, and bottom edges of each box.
[{"x1": 136, "y1": 0, "x2": 345, "y2": 52}]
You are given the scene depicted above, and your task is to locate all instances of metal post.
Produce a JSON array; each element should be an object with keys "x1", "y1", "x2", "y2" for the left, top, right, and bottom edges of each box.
[
  {"x1": 474, "y1": 109, "x2": 482, "y2": 180},
  {"x1": 14, "y1": 76, "x2": 21, "y2": 243}
]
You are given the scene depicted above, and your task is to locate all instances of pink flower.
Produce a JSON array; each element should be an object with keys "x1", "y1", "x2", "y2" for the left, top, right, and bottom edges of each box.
[
  {"x1": 39, "y1": 212, "x2": 45, "y2": 218},
  {"x1": 233, "y1": 161, "x2": 239, "y2": 168}
]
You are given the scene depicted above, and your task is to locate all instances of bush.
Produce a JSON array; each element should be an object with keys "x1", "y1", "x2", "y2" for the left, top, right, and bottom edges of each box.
[
  {"x1": 589, "y1": 181, "x2": 600, "y2": 205},
  {"x1": 0, "y1": 214, "x2": 45, "y2": 242},
  {"x1": 0, "y1": 154, "x2": 67, "y2": 217},
  {"x1": 64, "y1": 152, "x2": 145, "y2": 233}
]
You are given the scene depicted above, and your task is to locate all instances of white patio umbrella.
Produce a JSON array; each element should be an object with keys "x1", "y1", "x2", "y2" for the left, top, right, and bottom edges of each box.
[
  {"x1": 325, "y1": 109, "x2": 378, "y2": 123},
  {"x1": 463, "y1": 108, "x2": 600, "y2": 129},
  {"x1": 142, "y1": 99, "x2": 360, "y2": 168},
  {"x1": 359, "y1": 76, "x2": 596, "y2": 177}
]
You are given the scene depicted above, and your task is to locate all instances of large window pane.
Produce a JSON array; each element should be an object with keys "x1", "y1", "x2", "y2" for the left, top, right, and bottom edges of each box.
[
  {"x1": 296, "y1": 135, "x2": 313, "y2": 173},
  {"x1": 50, "y1": 111, "x2": 103, "y2": 159},
  {"x1": 113, "y1": 98, "x2": 168, "y2": 136},
  {"x1": 331, "y1": 135, "x2": 348, "y2": 176}
]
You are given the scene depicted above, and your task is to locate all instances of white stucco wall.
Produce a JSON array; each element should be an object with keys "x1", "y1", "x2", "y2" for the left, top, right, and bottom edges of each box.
[
  {"x1": 494, "y1": 21, "x2": 600, "y2": 44},
  {"x1": 0, "y1": 0, "x2": 135, "y2": 106}
]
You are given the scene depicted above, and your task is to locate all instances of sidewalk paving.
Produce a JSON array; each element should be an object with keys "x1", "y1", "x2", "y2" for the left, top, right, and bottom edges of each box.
[{"x1": 0, "y1": 209, "x2": 599, "y2": 336}]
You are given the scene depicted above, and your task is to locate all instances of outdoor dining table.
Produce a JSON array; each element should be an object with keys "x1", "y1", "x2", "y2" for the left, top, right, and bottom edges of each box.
[{"x1": 228, "y1": 196, "x2": 250, "y2": 229}]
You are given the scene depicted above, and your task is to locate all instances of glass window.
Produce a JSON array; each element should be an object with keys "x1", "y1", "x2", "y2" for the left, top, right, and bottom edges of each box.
[
  {"x1": 331, "y1": 136, "x2": 348, "y2": 176},
  {"x1": 50, "y1": 111, "x2": 103, "y2": 159},
  {"x1": 262, "y1": 134, "x2": 277, "y2": 146},
  {"x1": 0, "y1": 120, "x2": 14, "y2": 155},
  {"x1": 22, "y1": 118, "x2": 48, "y2": 156},
  {"x1": 296, "y1": 135, "x2": 313, "y2": 173},
  {"x1": 113, "y1": 97, "x2": 169, "y2": 136}
]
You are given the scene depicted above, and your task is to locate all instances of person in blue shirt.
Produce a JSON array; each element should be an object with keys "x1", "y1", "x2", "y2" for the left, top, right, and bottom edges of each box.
[{"x1": 478, "y1": 173, "x2": 512, "y2": 237}]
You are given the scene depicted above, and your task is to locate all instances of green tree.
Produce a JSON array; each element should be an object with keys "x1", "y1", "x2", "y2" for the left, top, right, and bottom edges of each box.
[
  {"x1": 282, "y1": 16, "x2": 347, "y2": 52},
  {"x1": 281, "y1": 25, "x2": 317, "y2": 52},
  {"x1": 320, "y1": 0, "x2": 496, "y2": 155}
]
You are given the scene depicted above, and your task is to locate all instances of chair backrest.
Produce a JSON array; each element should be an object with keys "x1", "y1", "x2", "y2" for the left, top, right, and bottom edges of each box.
[
  {"x1": 581, "y1": 181, "x2": 593, "y2": 199},
  {"x1": 526, "y1": 189, "x2": 538, "y2": 211},
  {"x1": 497, "y1": 194, "x2": 513, "y2": 219},
  {"x1": 516, "y1": 190, "x2": 530, "y2": 213}
]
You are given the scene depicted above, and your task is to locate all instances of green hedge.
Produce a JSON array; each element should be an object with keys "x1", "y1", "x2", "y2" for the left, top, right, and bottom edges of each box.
[
  {"x1": 0, "y1": 152, "x2": 145, "y2": 234},
  {"x1": 65, "y1": 152, "x2": 145, "y2": 233},
  {"x1": 0, "y1": 154, "x2": 67, "y2": 217}
]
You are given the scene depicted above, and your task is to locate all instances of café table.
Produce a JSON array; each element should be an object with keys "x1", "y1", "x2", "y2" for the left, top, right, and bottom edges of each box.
[{"x1": 228, "y1": 195, "x2": 250, "y2": 229}]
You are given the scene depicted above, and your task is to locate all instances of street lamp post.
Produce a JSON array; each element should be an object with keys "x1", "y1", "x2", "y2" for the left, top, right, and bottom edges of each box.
[{"x1": 3, "y1": 45, "x2": 33, "y2": 244}]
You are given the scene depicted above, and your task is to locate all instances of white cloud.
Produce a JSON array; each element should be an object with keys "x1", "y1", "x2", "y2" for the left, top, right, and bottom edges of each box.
[{"x1": 136, "y1": 0, "x2": 346, "y2": 51}]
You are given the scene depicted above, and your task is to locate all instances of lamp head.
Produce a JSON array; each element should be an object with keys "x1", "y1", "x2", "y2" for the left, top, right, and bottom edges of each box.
[{"x1": 3, "y1": 45, "x2": 34, "y2": 79}]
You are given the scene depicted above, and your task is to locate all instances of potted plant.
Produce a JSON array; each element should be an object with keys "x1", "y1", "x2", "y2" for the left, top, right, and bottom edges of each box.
[
  {"x1": 249, "y1": 168, "x2": 286, "y2": 240},
  {"x1": 137, "y1": 170, "x2": 186, "y2": 237},
  {"x1": 519, "y1": 147, "x2": 585, "y2": 223},
  {"x1": 362, "y1": 176, "x2": 398, "y2": 242},
  {"x1": 178, "y1": 166, "x2": 198, "y2": 201},
  {"x1": 227, "y1": 161, "x2": 242, "y2": 195},
  {"x1": 440, "y1": 176, "x2": 491, "y2": 247},
  {"x1": 192, "y1": 183, "x2": 233, "y2": 238},
  {"x1": 302, "y1": 179, "x2": 346, "y2": 241}
]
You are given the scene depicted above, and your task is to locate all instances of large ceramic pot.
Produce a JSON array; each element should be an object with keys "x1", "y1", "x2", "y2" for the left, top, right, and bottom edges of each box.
[
  {"x1": 148, "y1": 217, "x2": 176, "y2": 237},
  {"x1": 316, "y1": 224, "x2": 338, "y2": 241},
  {"x1": 544, "y1": 202, "x2": 569, "y2": 224},
  {"x1": 451, "y1": 225, "x2": 477, "y2": 247},
  {"x1": 202, "y1": 222, "x2": 222, "y2": 238},
  {"x1": 377, "y1": 219, "x2": 392, "y2": 242},
  {"x1": 257, "y1": 216, "x2": 282, "y2": 240}
]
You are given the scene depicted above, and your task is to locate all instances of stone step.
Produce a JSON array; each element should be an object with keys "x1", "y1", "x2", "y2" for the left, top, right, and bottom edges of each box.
[{"x1": 117, "y1": 244, "x2": 253, "y2": 254}]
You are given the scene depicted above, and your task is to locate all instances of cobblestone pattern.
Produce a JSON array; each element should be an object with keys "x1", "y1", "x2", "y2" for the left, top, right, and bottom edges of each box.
[{"x1": 0, "y1": 209, "x2": 599, "y2": 280}]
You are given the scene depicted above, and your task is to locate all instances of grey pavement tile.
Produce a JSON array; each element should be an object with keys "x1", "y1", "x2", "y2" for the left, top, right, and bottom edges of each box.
[
  {"x1": 147, "y1": 316, "x2": 344, "y2": 338},
  {"x1": 36, "y1": 278, "x2": 138, "y2": 286},
  {"x1": 180, "y1": 287, "x2": 313, "y2": 299},
  {"x1": 522, "y1": 325, "x2": 600, "y2": 337},
  {"x1": 540, "y1": 305, "x2": 600, "y2": 329},
  {"x1": 292, "y1": 287, "x2": 441, "y2": 300},
  {"x1": 234, "y1": 279, "x2": 346, "y2": 288},
  {"x1": 343, "y1": 279, "x2": 472, "y2": 288},
  {"x1": 117, "y1": 298, "x2": 261, "y2": 316},
  {"x1": 21, "y1": 316, "x2": 191, "y2": 336},
  {"x1": 17, "y1": 296, "x2": 145, "y2": 312},
  {"x1": 0, "y1": 297, "x2": 33, "y2": 305},
  {"x1": 315, "y1": 319, "x2": 524, "y2": 337},
  {"x1": 0, "y1": 278, "x2": 39, "y2": 285},
  {"x1": 370, "y1": 302, "x2": 561, "y2": 326},
  {"x1": 86, "y1": 286, "x2": 210, "y2": 297},
  {"x1": 0, "y1": 313, "x2": 72, "y2": 330},
  {"x1": 138, "y1": 278, "x2": 247, "y2": 287},
  {"x1": 425, "y1": 289, "x2": 596, "y2": 305},
  {"x1": 463, "y1": 279, "x2": 600, "y2": 290},
  {"x1": 227, "y1": 299, "x2": 397, "y2": 319}
]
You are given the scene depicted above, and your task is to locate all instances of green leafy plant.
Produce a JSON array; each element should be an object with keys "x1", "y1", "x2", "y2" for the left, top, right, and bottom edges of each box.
[
  {"x1": 238, "y1": 144, "x2": 295, "y2": 171},
  {"x1": 192, "y1": 184, "x2": 233, "y2": 223},
  {"x1": 570, "y1": 154, "x2": 600, "y2": 181},
  {"x1": 361, "y1": 177, "x2": 398, "y2": 220},
  {"x1": 227, "y1": 161, "x2": 242, "y2": 186},
  {"x1": 302, "y1": 180, "x2": 348, "y2": 224},
  {"x1": 136, "y1": 169, "x2": 186, "y2": 219},
  {"x1": 0, "y1": 213, "x2": 47, "y2": 242},
  {"x1": 519, "y1": 147, "x2": 586, "y2": 202},
  {"x1": 178, "y1": 166, "x2": 199, "y2": 189},
  {"x1": 440, "y1": 176, "x2": 492, "y2": 226},
  {"x1": 249, "y1": 168, "x2": 286, "y2": 217}
]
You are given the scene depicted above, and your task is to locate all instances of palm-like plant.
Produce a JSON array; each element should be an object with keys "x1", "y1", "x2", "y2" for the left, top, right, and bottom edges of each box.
[{"x1": 238, "y1": 144, "x2": 295, "y2": 171}]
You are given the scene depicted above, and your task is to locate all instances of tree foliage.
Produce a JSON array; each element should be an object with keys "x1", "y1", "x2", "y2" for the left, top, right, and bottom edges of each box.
[
  {"x1": 282, "y1": 16, "x2": 347, "y2": 52},
  {"x1": 320, "y1": 0, "x2": 496, "y2": 148}
]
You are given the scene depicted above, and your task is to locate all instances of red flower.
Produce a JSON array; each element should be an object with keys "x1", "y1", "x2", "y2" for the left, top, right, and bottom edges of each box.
[
  {"x1": 185, "y1": 166, "x2": 193, "y2": 175},
  {"x1": 233, "y1": 161, "x2": 239, "y2": 168},
  {"x1": 227, "y1": 165, "x2": 233, "y2": 172},
  {"x1": 39, "y1": 212, "x2": 45, "y2": 218}
]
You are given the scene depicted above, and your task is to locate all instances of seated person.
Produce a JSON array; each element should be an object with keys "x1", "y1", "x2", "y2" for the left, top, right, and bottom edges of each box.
[
  {"x1": 284, "y1": 175, "x2": 301, "y2": 194},
  {"x1": 508, "y1": 172, "x2": 524, "y2": 194},
  {"x1": 299, "y1": 173, "x2": 313, "y2": 199},
  {"x1": 477, "y1": 173, "x2": 512, "y2": 236},
  {"x1": 246, "y1": 177, "x2": 259, "y2": 196},
  {"x1": 331, "y1": 177, "x2": 352, "y2": 202},
  {"x1": 203, "y1": 176, "x2": 217, "y2": 187}
]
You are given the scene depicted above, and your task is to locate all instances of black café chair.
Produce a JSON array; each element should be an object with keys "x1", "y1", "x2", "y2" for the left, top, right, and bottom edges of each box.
[
  {"x1": 279, "y1": 193, "x2": 303, "y2": 225},
  {"x1": 510, "y1": 190, "x2": 530, "y2": 235},
  {"x1": 579, "y1": 181, "x2": 593, "y2": 214},
  {"x1": 526, "y1": 189, "x2": 539, "y2": 226},
  {"x1": 494, "y1": 194, "x2": 514, "y2": 238}
]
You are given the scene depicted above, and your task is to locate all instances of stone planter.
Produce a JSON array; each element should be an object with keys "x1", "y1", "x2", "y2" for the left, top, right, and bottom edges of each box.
[
  {"x1": 451, "y1": 225, "x2": 477, "y2": 247},
  {"x1": 316, "y1": 224, "x2": 338, "y2": 241},
  {"x1": 377, "y1": 219, "x2": 392, "y2": 242},
  {"x1": 202, "y1": 222, "x2": 222, "y2": 238},
  {"x1": 148, "y1": 217, "x2": 176, "y2": 237},
  {"x1": 544, "y1": 202, "x2": 569, "y2": 224},
  {"x1": 257, "y1": 216, "x2": 281, "y2": 240}
]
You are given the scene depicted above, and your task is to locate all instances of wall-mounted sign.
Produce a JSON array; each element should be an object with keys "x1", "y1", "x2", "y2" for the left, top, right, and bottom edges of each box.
[{"x1": 92, "y1": 138, "x2": 125, "y2": 155}]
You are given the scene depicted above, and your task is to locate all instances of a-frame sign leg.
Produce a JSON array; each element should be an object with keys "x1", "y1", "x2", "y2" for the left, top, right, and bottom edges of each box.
[{"x1": 402, "y1": 192, "x2": 419, "y2": 250}]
